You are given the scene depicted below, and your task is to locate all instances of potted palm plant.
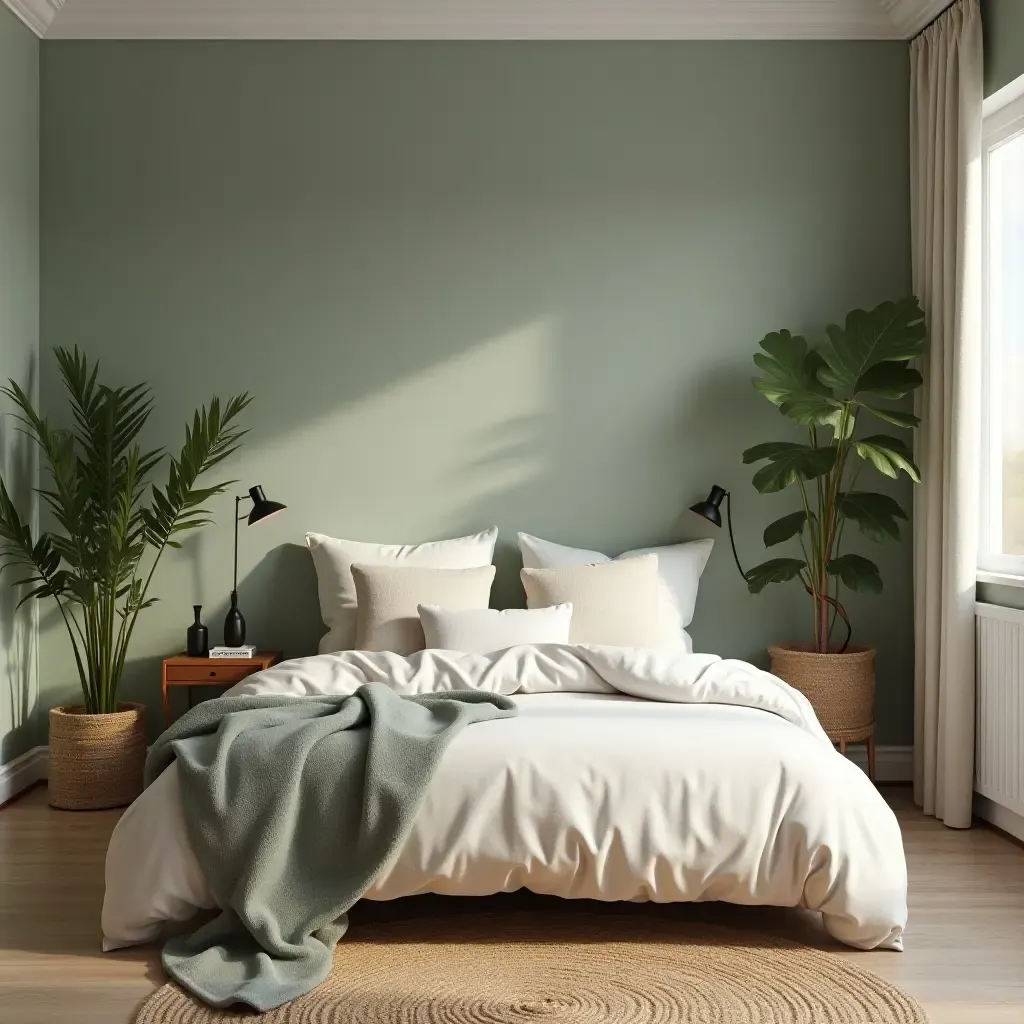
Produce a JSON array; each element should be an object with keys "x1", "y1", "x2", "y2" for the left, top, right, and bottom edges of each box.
[
  {"x1": 741, "y1": 297, "x2": 925, "y2": 747},
  {"x1": 0, "y1": 348, "x2": 250, "y2": 810}
]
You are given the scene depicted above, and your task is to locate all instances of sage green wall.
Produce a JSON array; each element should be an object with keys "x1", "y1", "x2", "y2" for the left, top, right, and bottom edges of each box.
[
  {"x1": 40, "y1": 41, "x2": 914, "y2": 743},
  {"x1": 984, "y1": 0, "x2": 1024, "y2": 96},
  {"x1": 0, "y1": 7, "x2": 39, "y2": 767}
]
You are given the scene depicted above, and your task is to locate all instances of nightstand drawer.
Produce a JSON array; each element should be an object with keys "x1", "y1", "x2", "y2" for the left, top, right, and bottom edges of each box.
[{"x1": 165, "y1": 663, "x2": 256, "y2": 684}]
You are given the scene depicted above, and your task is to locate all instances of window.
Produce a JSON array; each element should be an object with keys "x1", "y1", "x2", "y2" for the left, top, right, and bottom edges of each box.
[{"x1": 981, "y1": 88, "x2": 1024, "y2": 577}]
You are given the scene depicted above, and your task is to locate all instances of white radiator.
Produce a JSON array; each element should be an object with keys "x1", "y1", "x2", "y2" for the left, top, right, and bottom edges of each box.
[{"x1": 975, "y1": 603, "x2": 1024, "y2": 820}]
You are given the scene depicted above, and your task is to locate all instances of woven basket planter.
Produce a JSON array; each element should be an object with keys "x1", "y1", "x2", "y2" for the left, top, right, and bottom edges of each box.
[
  {"x1": 48, "y1": 703, "x2": 147, "y2": 811},
  {"x1": 767, "y1": 644, "x2": 875, "y2": 742}
]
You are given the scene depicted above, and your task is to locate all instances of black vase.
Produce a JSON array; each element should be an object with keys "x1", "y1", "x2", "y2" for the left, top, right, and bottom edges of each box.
[
  {"x1": 224, "y1": 590, "x2": 247, "y2": 647},
  {"x1": 186, "y1": 605, "x2": 209, "y2": 657}
]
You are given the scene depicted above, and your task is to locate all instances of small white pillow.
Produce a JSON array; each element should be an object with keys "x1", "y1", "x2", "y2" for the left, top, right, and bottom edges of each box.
[
  {"x1": 520, "y1": 554, "x2": 664, "y2": 648},
  {"x1": 418, "y1": 604, "x2": 573, "y2": 654},
  {"x1": 352, "y1": 563, "x2": 496, "y2": 655},
  {"x1": 518, "y1": 533, "x2": 713, "y2": 651},
  {"x1": 307, "y1": 528, "x2": 498, "y2": 653}
]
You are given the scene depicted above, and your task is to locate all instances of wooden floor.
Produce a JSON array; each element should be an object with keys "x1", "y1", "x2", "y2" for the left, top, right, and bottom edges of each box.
[{"x1": 0, "y1": 785, "x2": 1022, "y2": 1024}]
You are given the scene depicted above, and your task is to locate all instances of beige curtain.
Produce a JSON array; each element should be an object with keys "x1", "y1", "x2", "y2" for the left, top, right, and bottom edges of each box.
[{"x1": 910, "y1": 0, "x2": 983, "y2": 829}]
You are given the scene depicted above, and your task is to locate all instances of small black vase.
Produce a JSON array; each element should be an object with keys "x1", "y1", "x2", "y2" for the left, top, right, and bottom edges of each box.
[
  {"x1": 186, "y1": 605, "x2": 209, "y2": 657},
  {"x1": 224, "y1": 590, "x2": 247, "y2": 647}
]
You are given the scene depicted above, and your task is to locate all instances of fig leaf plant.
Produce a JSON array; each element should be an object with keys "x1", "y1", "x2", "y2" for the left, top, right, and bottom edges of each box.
[{"x1": 742, "y1": 297, "x2": 926, "y2": 653}]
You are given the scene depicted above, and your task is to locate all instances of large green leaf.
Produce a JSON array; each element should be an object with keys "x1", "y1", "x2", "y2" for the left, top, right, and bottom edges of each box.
[
  {"x1": 827, "y1": 554, "x2": 883, "y2": 594},
  {"x1": 751, "y1": 445, "x2": 837, "y2": 494},
  {"x1": 853, "y1": 362, "x2": 923, "y2": 400},
  {"x1": 778, "y1": 395, "x2": 846, "y2": 430},
  {"x1": 752, "y1": 332, "x2": 839, "y2": 426},
  {"x1": 859, "y1": 404, "x2": 920, "y2": 430},
  {"x1": 742, "y1": 441, "x2": 803, "y2": 464},
  {"x1": 817, "y1": 297, "x2": 926, "y2": 393},
  {"x1": 853, "y1": 434, "x2": 921, "y2": 482},
  {"x1": 142, "y1": 393, "x2": 252, "y2": 551},
  {"x1": 763, "y1": 511, "x2": 807, "y2": 547},
  {"x1": 838, "y1": 491, "x2": 908, "y2": 542},
  {"x1": 745, "y1": 558, "x2": 807, "y2": 594}
]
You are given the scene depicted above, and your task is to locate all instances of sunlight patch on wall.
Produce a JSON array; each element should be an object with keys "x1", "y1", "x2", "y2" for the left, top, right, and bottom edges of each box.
[
  {"x1": 147, "y1": 317, "x2": 562, "y2": 623},
  {"x1": 250, "y1": 317, "x2": 558, "y2": 539}
]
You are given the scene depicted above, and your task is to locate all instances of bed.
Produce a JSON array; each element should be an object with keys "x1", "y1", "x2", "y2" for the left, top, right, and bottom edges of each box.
[{"x1": 102, "y1": 645, "x2": 908, "y2": 954}]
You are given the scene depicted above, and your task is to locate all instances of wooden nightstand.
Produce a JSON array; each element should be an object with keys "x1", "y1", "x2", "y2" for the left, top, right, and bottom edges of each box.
[{"x1": 161, "y1": 651, "x2": 282, "y2": 727}]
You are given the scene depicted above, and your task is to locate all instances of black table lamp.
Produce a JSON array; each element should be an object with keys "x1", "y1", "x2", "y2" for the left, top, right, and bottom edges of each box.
[
  {"x1": 224, "y1": 485, "x2": 287, "y2": 647},
  {"x1": 689, "y1": 485, "x2": 748, "y2": 581}
]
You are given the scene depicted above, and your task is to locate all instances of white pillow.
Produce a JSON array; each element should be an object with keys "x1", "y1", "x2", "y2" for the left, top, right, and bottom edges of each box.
[
  {"x1": 307, "y1": 527, "x2": 498, "y2": 653},
  {"x1": 352, "y1": 563, "x2": 496, "y2": 655},
  {"x1": 521, "y1": 555, "x2": 665, "y2": 648},
  {"x1": 418, "y1": 604, "x2": 573, "y2": 654},
  {"x1": 518, "y1": 533, "x2": 713, "y2": 651}
]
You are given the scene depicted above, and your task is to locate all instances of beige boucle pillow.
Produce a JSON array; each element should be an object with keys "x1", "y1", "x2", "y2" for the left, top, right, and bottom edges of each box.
[
  {"x1": 520, "y1": 554, "x2": 664, "y2": 647},
  {"x1": 352, "y1": 563, "x2": 496, "y2": 655}
]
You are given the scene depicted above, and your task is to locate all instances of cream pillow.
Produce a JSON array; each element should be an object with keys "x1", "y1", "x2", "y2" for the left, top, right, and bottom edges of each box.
[
  {"x1": 518, "y1": 532, "x2": 713, "y2": 652},
  {"x1": 418, "y1": 604, "x2": 573, "y2": 654},
  {"x1": 306, "y1": 528, "x2": 498, "y2": 653},
  {"x1": 520, "y1": 554, "x2": 664, "y2": 648},
  {"x1": 352, "y1": 563, "x2": 496, "y2": 655}
]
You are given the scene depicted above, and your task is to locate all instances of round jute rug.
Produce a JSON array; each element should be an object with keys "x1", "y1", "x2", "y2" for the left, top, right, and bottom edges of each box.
[{"x1": 135, "y1": 912, "x2": 927, "y2": 1023}]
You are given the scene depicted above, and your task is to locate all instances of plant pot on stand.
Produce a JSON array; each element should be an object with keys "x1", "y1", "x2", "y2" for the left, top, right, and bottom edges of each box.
[
  {"x1": 768, "y1": 644, "x2": 876, "y2": 778},
  {"x1": 48, "y1": 704, "x2": 147, "y2": 811},
  {"x1": 688, "y1": 297, "x2": 927, "y2": 788}
]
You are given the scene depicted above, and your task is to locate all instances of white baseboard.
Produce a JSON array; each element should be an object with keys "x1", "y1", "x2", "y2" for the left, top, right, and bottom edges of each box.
[
  {"x1": 844, "y1": 744, "x2": 913, "y2": 783},
  {"x1": 974, "y1": 793, "x2": 1024, "y2": 844},
  {"x1": 0, "y1": 745, "x2": 49, "y2": 806}
]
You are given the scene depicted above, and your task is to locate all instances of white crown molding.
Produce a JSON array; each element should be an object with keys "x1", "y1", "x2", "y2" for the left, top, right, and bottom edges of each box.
[
  {"x1": 880, "y1": 0, "x2": 953, "y2": 37},
  {"x1": 2, "y1": 0, "x2": 63, "y2": 37},
  {"x1": 15, "y1": 0, "x2": 960, "y2": 42},
  {"x1": 43, "y1": 0, "x2": 906, "y2": 42}
]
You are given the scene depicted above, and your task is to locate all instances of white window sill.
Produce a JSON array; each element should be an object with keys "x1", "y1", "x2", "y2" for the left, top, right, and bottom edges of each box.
[{"x1": 977, "y1": 570, "x2": 1024, "y2": 589}]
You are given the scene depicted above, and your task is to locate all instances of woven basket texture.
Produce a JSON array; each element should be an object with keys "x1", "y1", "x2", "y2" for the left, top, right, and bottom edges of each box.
[
  {"x1": 768, "y1": 644, "x2": 875, "y2": 742},
  {"x1": 48, "y1": 703, "x2": 146, "y2": 811}
]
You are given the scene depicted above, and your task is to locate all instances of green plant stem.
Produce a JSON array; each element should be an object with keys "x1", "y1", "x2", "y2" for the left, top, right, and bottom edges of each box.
[
  {"x1": 57, "y1": 600, "x2": 91, "y2": 711},
  {"x1": 829, "y1": 464, "x2": 858, "y2": 639},
  {"x1": 112, "y1": 544, "x2": 167, "y2": 701},
  {"x1": 814, "y1": 401, "x2": 858, "y2": 651},
  {"x1": 795, "y1": 475, "x2": 821, "y2": 648},
  {"x1": 809, "y1": 427, "x2": 828, "y2": 651}
]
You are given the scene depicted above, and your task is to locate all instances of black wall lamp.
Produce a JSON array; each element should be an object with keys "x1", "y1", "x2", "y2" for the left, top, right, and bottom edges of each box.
[
  {"x1": 689, "y1": 485, "x2": 748, "y2": 581},
  {"x1": 225, "y1": 485, "x2": 287, "y2": 647}
]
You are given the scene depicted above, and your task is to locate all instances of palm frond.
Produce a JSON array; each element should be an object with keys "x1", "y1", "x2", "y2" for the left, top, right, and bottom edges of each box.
[{"x1": 0, "y1": 351, "x2": 252, "y2": 714}]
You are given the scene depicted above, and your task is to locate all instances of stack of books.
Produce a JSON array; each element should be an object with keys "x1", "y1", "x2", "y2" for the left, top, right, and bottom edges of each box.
[{"x1": 209, "y1": 645, "x2": 258, "y2": 660}]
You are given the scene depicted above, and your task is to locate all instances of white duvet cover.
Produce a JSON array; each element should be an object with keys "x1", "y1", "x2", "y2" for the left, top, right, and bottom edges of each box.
[{"x1": 102, "y1": 646, "x2": 907, "y2": 953}]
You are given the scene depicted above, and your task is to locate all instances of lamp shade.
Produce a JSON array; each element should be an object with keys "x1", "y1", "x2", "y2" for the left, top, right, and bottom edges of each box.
[
  {"x1": 246, "y1": 485, "x2": 287, "y2": 526},
  {"x1": 689, "y1": 485, "x2": 727, "y2": 529}
]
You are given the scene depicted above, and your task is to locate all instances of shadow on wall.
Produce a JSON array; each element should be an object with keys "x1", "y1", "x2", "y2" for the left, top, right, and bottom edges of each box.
[{"x1": 0, "y1": 358, "x2": 38, "y2": 762}]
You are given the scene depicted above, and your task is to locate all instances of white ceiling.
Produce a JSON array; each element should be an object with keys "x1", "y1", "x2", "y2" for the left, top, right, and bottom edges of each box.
[{"x1": 4, "y1": 0, "x2": 951, "y2": 41}]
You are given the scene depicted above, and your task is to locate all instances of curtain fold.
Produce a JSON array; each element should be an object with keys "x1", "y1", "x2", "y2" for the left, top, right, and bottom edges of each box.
[{"x1": 910, "y1": 0, "x2": 983, "y2": 829}]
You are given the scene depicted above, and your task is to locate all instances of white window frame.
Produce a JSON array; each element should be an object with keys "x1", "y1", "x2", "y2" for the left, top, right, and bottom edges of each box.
[{"x1": 979, "y1": 85, "x2": 1024, "y2": 578}]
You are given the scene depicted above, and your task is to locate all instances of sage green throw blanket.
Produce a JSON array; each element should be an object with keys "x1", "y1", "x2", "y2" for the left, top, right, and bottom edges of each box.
[{"x1": 144, "y1": 683, "x2": 517, "y2": 1011}]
